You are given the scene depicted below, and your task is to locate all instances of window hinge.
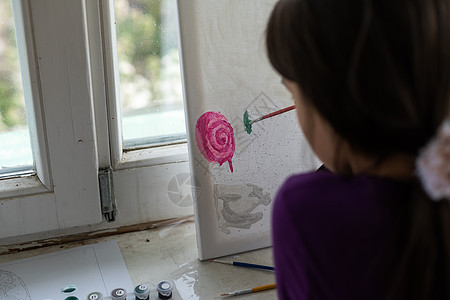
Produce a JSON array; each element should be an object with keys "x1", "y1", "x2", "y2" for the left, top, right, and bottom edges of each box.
[{"x1": 98, "y1": 167, "x2": 117, "y2": 222}]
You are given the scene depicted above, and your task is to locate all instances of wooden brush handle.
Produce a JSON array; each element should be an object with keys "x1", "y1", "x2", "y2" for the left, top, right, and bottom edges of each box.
[
  {"x1": 252, "y1": 283, "x2": 277, "y2": 292},
  {"x1": 261, "y1": 105, "x2": 295, "y2": 120}
]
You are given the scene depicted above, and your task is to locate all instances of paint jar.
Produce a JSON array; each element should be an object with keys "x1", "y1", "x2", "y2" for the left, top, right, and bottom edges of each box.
[
  {"x1": 87, "y1": 292, "x2": 103, "y2": 300},
  {"x1": 134, "y1": 284, "x2": 150, "y2": 300},
  {"x1": 157, "y1": 280, "x2": 173, "y2": 299},
  {"x1": 111, "y1": 288, "x2": 127, "y2": 300}
]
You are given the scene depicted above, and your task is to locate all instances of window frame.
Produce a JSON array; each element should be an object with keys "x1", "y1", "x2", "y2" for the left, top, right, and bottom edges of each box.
[
  {"x1": 95, "y1": 0, "x2": 189, "y2": 171},
  {"x1": 0, "y1": 0, "x2": 103, "y2": 239},
  {"x1": 88, "y1": 0, "x2": 193, "y2": 225},
  {"x1": 0, "y1": 0, "x2": 193, "y2": 242}
]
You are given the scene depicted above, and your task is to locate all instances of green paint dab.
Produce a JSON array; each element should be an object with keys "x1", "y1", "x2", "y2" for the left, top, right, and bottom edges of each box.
[
  {"x1": 243, "y1": 110, "x2": 252, "y2": 134},
  {"x1": 62, "y1": 285, "x2": 77, "y2": 294}
]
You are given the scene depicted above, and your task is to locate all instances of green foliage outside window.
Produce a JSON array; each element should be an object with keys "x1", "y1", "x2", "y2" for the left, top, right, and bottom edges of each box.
[
  {"x1": 0, "y1": 0, "x2": 181, "y2": 131},
  {"x1": 115, "y1": 0, "x2": 182, "y2": 115},
  {"x1": 0, "y1": 0, "x2": 26, "y2": 132}
]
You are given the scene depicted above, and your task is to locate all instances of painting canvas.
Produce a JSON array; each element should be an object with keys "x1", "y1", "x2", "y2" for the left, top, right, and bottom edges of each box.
[{"x1": 177, "y1": 0, "x2": 321, "y2": 260}]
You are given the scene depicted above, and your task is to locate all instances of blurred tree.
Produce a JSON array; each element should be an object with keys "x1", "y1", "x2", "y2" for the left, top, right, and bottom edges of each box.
[
  {"x1": 0, "y1": 0, "x2": 26, "y2": 131},
  {"x1": 0, "y1": 0, "x2": 182, "y2": 131},
  {"x1": 116, "y1": 0, "x2": 166, "y2": 107}
]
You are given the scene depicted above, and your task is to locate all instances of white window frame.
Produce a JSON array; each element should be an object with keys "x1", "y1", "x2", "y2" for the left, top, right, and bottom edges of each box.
[
  {"x1": 1, "y1": 0, "x2": 193, "y2": 242},
  {"x1": 93, "y1": 0, "x2": 189, "y2": 171},
  {"x1": 87, "y1": 0, "x2": 193, "y2": 226},
  {"x1": 0, "y1": 0, "x2": 103, "y2": 239}
]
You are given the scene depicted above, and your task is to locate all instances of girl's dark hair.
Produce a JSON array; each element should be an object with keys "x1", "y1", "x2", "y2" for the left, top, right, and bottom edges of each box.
[{"x1": 266, "y1": 0, "x2": 450, "y2": 299}]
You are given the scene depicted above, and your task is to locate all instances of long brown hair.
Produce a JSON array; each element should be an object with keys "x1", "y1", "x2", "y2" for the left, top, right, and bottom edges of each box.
[{"x1": 266, "y1": 0, "x2": 450, "y2": 298}]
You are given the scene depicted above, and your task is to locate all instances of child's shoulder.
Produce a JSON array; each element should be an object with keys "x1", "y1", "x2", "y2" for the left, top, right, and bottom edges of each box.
[
  {"x1": 275, "y1": 167, "x2": 407, "y2": 218},
  {"x1": 272, "y1": 170, "x2": 408, "y2": 299},
  {"x1": 279, "y1": 168, "x2": 348, "y2": 201}
]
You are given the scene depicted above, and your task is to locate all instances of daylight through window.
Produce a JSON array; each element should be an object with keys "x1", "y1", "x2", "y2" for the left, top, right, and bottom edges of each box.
[
  {"x1": 0, "y1": 0, "x2": 33, "y2": 175},
  {"x1": 114, "y1": 0, "x2": 186, "y2": 149}
]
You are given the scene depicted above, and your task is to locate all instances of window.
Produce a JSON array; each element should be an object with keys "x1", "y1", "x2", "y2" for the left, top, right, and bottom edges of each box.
[
  {"x1": 114, "y1": 0, "x2": 186, "y2": 148},
  {"x1": 0, "y1": 0, "x2": 33, "y2": 175},
  {"x1": 0, "y1": 0, "x2": 192, "y2": 241}
]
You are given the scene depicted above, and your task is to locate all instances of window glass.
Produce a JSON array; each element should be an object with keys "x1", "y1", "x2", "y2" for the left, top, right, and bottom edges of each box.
[
  {"x1": 114, "y1": 0, "x2": 186, "y2": 148},
  {"x1": 0, "y1": 0, "x2": 33, "y2": 174}
]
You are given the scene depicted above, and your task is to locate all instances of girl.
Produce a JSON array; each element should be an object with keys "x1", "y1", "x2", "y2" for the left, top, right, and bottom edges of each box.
[{"x1": 266, "y1": 0, "x2": 450, "y2": 299}]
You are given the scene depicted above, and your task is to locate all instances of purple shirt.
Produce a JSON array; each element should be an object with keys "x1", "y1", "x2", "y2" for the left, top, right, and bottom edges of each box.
[{"x1": 272, "y1": 168, "x2": 408, "y2": 299}]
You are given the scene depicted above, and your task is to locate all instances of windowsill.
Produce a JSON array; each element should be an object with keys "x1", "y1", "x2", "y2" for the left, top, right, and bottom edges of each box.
[
  {"x1": 117, "y1": 142, "x2": 189, "y2": 170},
  {"x1": 0, "y1": 221, "x2": 276, "y2": 299},
  {"x1": 0, "y1": 174, "x2": 50, "y2": 200}
]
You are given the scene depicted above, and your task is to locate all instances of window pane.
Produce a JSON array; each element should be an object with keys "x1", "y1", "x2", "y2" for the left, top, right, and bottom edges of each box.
[
  {"x1": 114, "y1": 0, "x2": 186, "y2": 148},
  {"x1": 0, "y1": 0, "x2": 33, "y2": 173}
]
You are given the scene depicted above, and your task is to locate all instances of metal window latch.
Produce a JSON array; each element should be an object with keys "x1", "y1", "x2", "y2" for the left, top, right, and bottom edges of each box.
[{"x1": 98, "y1": 167, "x2": 117, "y2": 222}]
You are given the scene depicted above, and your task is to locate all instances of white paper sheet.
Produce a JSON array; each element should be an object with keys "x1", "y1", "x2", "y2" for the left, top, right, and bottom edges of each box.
[{"x1": 0, "y1": 241, "x2": 134, "y2": 300}]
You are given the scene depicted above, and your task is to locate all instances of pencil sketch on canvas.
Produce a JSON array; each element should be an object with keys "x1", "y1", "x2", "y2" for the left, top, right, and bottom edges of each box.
[
  {"x1": 0, "y1": 270, "x2": 31, "y2": 300},
  {"x1": 215, "y1": 183, "x2": 271, "y2": 235}
]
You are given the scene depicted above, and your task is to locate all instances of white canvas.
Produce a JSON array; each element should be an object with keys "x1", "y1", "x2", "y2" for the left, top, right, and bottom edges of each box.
[{"x1": 177, "y1": 0, "x2": 321, "y2": 260}]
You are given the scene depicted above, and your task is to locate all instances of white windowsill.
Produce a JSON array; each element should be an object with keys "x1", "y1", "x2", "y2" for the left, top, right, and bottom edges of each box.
[
  {"x1": 117, "y1": 142, "x2": 189, "y2": 170},
  {"x1": 0, "y1": 221, "x2": 276, "y2": 299},
  {"x1": 0, "y1": 175, "x2": 50, "y2": 200}
]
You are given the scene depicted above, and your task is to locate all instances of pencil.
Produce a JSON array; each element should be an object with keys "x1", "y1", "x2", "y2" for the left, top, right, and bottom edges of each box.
[
  {"x1": 220, "y1": 283, "x2": 276, "y2": 297},
  {"x1": 212, "y1": 259, "x2": 275, "y2": 271}
]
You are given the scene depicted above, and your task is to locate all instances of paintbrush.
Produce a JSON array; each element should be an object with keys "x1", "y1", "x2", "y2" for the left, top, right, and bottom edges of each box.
[
  {"x1": 243, "y1": 105, "x2": 296, "y2": 134},
  {"x1": 211, "y1": 259, "x2": 274, "y2": 271},
  {"x1": 220, "y1": 283, "x2": 276, "y2": 297}
]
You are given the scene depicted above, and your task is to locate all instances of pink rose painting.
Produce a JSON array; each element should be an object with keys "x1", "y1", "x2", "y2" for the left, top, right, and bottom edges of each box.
[{"x1": 195, "y1": 111, "x2": 235, "y2": 172}]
